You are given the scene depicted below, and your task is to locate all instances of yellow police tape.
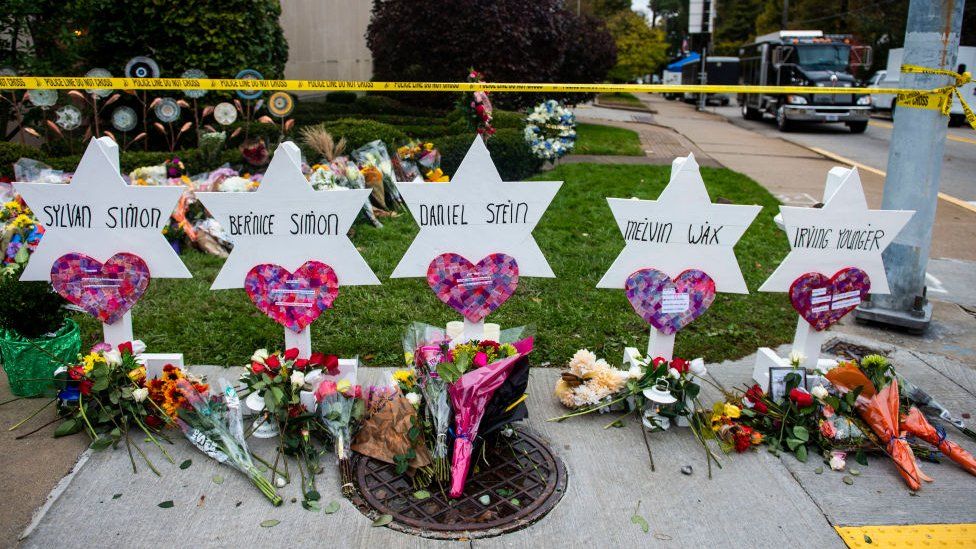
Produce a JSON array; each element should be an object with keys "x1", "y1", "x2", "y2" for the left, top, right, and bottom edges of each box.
[{"x1": 0, "y1": 68, "x2": 972, "y2": 129}]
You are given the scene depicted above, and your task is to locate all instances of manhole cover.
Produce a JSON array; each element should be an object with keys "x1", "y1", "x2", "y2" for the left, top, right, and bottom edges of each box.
[
  {"x1": 350, "y1": 427, "x2": 566, "y2": 539},
  {"x1": 823, "y1": 338, "x2": 889, "y2": 361}
]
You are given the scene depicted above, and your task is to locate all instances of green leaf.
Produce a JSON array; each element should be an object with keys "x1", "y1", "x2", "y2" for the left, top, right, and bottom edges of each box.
[
  {"x1": 814, "y1": 466, "x2": 824, "y2": 475},
  {"x1": 212, "y1": 475, "x2": 224, "y2": 485},
  {"x1": 794, "y1": 444, "x2": 808, "y2": 463},
  {"x1": 301, "y1": 500, "x2": 320, "y2": 512},
  {"x1": 510, "y1": 498, "x2": 521, "y2": 507},
  {"x1": 14, "y1": 244, "x2": 28, "y2": 263},
  {"x1": 260, "y1": 519, "x2": 280, "y2": 528},
  {"x1": 112, "y1": 493, "x2": 122, "y2": 499},
  {"x1": 792, "y1": 426, "x2": 809, "y2": 442},
  {"x1": 304, "y1": 490, "x2": 321, "y2": 502},
  {"x1": 372, "y1": 514, "x2": 393, "y2": 527},
  {"x1": 408, "y1": 426, "x2": 420, "y2": 440},
  {"x1": 90, "y1": 437, "x2": 113, "y2": 451},
  {"x1": 413, "y1": 490, "x2": 431, "y2": 500},
  {"x1": 54, "y1": 419, "x2": 81, "y2": 437},
  {"x1": 850, "y1": 468, "x2": 861, "y2": 476},
  {"x1": 179, "y1": 459, "x2": 192, "y2": 470},
  {"x1": 631, "y1": 514, "x2": 650, "y2": 533},
  {"x1": 842, "y1": 476, "x2": 854, "y2": 485},
  {"x1": 864, "y1": 534, "x2": 872, "y2": 544},
  {"x1": 786, "y1": 438, "x2": 802, "y2": 451},
  {"x1": 324, "y1": 501, "x2": 340, "y2": 514},
  {"x1": 158, "y1": 500, "x2": 174, "y2": 508},
  {"x1": 854, "y1": 449, "x2": 868, "y2": 466}
]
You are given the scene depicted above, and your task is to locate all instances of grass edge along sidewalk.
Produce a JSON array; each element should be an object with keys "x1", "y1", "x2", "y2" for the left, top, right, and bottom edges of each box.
[{"x1": 72, "y1": 163, "x2": 794, "y2": 367}]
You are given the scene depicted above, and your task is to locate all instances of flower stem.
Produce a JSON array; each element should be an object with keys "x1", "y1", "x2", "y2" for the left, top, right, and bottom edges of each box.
[
  {"x1": 8, "y1": 398, "x2": 54, "y2": 431},
  {"x1": 133, "y1": 414, "x2": 175, "y2": 464}
]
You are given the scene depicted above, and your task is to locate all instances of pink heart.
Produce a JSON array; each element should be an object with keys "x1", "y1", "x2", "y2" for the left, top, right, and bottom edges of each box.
[
  {"x1": 50, "y1": 253, "x2": 150, "y2": 324},
  {"x1": 625, "y1": 268, "x2": 716, "y2": 335},
  {"x1": 426, "y1": 253, "x2": 519, "y2": 323},
  {"x1": 790, "y1": 268, "x2": 870, "y2": 331},
  {"x1": 245, "y1": 261, "x2": 339, "y2": 333}
]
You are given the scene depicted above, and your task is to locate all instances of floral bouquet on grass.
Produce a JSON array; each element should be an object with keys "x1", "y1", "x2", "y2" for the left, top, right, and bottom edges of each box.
[
  {"x1": 551, "y1": 350, "x2": 721, "y2": 475},
  {"x1": 307, "y1": 157, "x2": 382, "y2": 227},
  {"x1": 1, "y1": 198, "x2": 43, "y2": 274},
  {"x1": 394, "y1": 141, "x2": 448, "y2": 182},
  {"x1": 524, "y1": 100, "x2": 576, "y2": 161},
  {"x1": 353, "y1": 140, "x2": 402, "y2": 208},
  {"x1": 241, "y1": 348, "x2": 339, "y2": 507},
  {"x1": 176, "y1": 379, "x2": 282, "y2": 506},
  {"x1": 314, "y1": 378, "x2": 365, "y2": 496},
  {"x1": 459, "y1": 69, "x2": 495, "y2": 137}
]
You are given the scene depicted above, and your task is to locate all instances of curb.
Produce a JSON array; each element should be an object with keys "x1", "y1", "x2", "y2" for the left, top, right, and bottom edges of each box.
[
  {"x1": 592, "y1": 100, "x2": 657, "y2": 114},
  {"x1": 19, "y1": 448, "x2": 92, "y2": 542}
]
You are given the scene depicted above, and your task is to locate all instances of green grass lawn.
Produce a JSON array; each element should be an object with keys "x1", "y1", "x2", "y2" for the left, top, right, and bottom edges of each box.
[
  {"x1": 74, "y1": 163, "x2": 793, "y2": 368},
  {"x1": 574, "y1": 123, "x2": 644, "y2": 156},
  {"x1": 596, "y1": 92, "x2": 647, "y2": 109}
]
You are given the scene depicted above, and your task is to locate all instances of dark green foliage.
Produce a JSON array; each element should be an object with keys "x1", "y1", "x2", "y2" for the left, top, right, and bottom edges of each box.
[
  {"x1": 439, "y1": 130, "x2": 542, "y2": 181},
  {"x1": 325, "y1": 92, "x2": 358, "y2": 104},
  {"x1": 0, "y1": 274, "x2": 66, "y2": 339},
  {"x1": 0, "y1": 141, "x2": 241, "y2": 177},
  {"x1": 320, "y1": 119, "x2": 408, "y2": 151},
  {"x1": 0, "y1": 142, "x2": 42, "y2": 178}
]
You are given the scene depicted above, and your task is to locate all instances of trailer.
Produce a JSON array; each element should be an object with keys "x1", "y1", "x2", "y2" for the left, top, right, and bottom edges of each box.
[
  {"x1": 738, "y1": 30, "x2": 873, "y2": 132},
  {"x1": 662, "y1": 53, "x2": 700, "y2": 101},
  {"x1": 680, "y1": 56, "x2": 739, "y2": 105}
]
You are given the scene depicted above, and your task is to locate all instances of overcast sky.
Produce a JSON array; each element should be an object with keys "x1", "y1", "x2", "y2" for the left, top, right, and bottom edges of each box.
[{"x1": 631, "y1": 0, "x2": 648, "y2": 12}]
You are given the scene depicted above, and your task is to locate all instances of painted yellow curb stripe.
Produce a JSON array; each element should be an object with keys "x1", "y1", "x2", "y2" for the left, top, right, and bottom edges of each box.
[
  {"x1": 804, "y1": 146, "x2": 976, "y2": 215},
  {"x1": 835, "y1": 524, "x2": 976, "y2": 548}
]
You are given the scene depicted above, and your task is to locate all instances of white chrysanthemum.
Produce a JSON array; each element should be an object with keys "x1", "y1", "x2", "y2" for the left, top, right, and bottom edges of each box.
[{"x1": 569, "y1": 349, "x2": 597, "y2": 375}]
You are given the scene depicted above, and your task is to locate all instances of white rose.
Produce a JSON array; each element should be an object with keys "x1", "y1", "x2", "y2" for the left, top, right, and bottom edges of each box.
[
  {"x1": 689, "y1": 358, "x2": 707, "y2": 377},
  {"x1": 811, "y1": 385, "x2": 829, "y2": 401},
  {"x1": 405, "y1": 392, "x2": 421, "y2": 407},
  {"x1": 131, "y1": 340, "x2": 147, "y2": 355},
  {"x1": 627, "y1": 365, "x2": 643, "y2": 380},
  {"x1": 290, "y1": 371, "x2": 305, "y2": 388},
  {"x1": 789, "y1": 351, "x2": 806, "y2": 367},
  {"x1": 667, "y1": 367, "x2": 680, "y2": 379},
  {"x1": 103, "y1": 349, "x2": 122, "y2": 366},
  {"x1": 829, "y1": 451, "x2": 846, "y2": 471},
  {"x1": 132, "y1": 387, "x2": 149, "y2": 402},
  {"x1": 251, "y1": 348, "x2": 269, "y2": 363}
]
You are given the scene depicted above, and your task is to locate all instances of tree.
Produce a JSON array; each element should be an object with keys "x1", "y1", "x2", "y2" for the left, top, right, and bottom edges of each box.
[
  {"x1": 713, "y1": 0, "x2": 763, "y2": 55},
  {"x1": 648, "y1": 0, "x2": 682, "y2": 27},
  {"x1": 606, "y1": 11, "x2": 669, "y2": 82},
  {"x1": 579, "y1": 0, "x2": 632, "y2": 18}
]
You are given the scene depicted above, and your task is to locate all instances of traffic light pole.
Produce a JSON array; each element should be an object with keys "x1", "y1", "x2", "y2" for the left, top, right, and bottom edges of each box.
[{"x1": 854, "y1": 0, "x2": 965, "y2": 332}]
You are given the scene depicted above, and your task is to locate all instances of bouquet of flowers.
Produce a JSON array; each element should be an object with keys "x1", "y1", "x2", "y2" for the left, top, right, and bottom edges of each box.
[
  {"x1": 241, "y1": 348, "x2": 340, "y2": 504},
  {"x1": 314, "y1": 378, "x2": 365, "y2": 496},
  {"x1": 394, "y1": 141, "x2": 448, "y2": 182},
  {"x1": 176, "y1": 379, "x2": 282, "y2": 505},
  {"x1": 307, "y1": 157, "x2": 382, "y2": 228},
  {"x1": 524, "y1": 100, "x2": 576, "y2": 161},
  {"x1": 459, "y1": 69, "x2": 495, "y2": 137},
  {"x1": 1, "y1": 198, "x2": 43, "y2": 274},
  {"x1": 353, "y1": 140, "x2": 402, "y2": 208},
  {"x1": 352, "y1": 381, "x2": 432, "y2": 480}
]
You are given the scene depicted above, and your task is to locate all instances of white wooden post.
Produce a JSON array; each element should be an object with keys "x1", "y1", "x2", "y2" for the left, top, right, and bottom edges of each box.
[
  {"x1": 461, "y1": 318, "x2": 485, "y2": 343},
  {"x1": 791, "y1": 316, "x2": 826, "y2": 370},
  {"x1": 284, "y1": 326, "x2": 311, "y2": 359},
  {"x1": 647, "y1": 327, "x2": 675, "y2": 361},
  {"x1": 102, "y1": 311, "x2": 133, "y2": 348}
]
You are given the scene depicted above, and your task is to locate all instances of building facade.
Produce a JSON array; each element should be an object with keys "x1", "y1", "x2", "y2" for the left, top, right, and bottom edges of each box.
[{"x1": 278, "y1": 0, "x2": 373, "y2": 82}]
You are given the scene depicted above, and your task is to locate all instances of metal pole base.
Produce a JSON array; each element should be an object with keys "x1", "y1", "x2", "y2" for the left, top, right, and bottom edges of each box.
[{"x1": 852, "y1": 301, "x2": 932, "y2": 334}]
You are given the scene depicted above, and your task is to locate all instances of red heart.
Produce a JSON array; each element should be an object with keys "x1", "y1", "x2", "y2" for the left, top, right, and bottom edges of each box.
[
  {"x1": 789, "y1": 268, "x2": 871, "y2": 331},
  {"x1": 50, "y1": 253, "x2": 150, "y2": 324},
  {"x1": 244, "y1": 261, "x2": 339, "y2": 333},
  {"x1": 625, "y1": 268, "x2": 716, "y2": 335},
  {"x1": 426, "y1": 253, "x2": 519, "y2": 323}
]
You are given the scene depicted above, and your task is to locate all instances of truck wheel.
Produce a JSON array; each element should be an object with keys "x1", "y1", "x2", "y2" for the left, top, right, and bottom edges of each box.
[
  {"x1": 741, "y1": 103, "x2": 761, "y2": 120},
  {"x1": 776, "y1": 107, "x2": 793, "y2": 132},
  {"x1": 847, "y1": 121, "x2": 868, "y2": 133}
]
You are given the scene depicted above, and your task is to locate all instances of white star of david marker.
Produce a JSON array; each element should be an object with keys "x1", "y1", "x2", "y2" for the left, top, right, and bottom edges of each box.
[
  {"x1": 15, "y1": 137, "x2": 190, "y2": 281},
  {"x1": 197, "y1": 141, "x2": 379, "y2": 289},
  {"x1": 598, "y1": 154, "x2": 761, "y2": 293},
  {"x1": 391, "y1": 137, "x2": 561, "y2": 278},
  {"x1": 759, "y1": 167, "x2": 913, "y2": 294}
]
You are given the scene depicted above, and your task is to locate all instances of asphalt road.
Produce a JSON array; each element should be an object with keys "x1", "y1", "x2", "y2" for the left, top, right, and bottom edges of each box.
[{"x1": 706, "y1": 103, "x2": 976, "y2": 204}]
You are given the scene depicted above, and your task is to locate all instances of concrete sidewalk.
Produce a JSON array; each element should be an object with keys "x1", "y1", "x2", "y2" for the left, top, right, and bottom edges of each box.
[{"x1": 16, "y1": 336, "x2": 976, "y2": 548}]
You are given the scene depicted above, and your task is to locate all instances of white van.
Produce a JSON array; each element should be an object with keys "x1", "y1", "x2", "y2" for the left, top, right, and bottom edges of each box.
[{"x1": 870, "y1": 46, "x2": 975, "y2": 127}]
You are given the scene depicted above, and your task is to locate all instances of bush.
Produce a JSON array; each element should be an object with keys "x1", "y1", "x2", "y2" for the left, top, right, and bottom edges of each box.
[
  {"x1": 367, "y1": 0, "x2": 614, "y2": 109},
  {"x1": 0, "y1": 142, "x2": 43, "y2": 178},
  {"x1": 0, "y1": 272, "x2": 66, "y2": 339},
  {"x1": 42, "y1": 148, "x2": 242, "y2": 176},
  {"x1": 557, "y1": 13, "x2": 617, "y2": 104},
  {"x1": 325, "y1": 92, "x2": 358, "y2": 104},
  {"x1": 440, "y1": 130, "x2": 543, "y2": 181},
  {"x1": 321, "y1": 119, "x2": 409, "y2": 151}
]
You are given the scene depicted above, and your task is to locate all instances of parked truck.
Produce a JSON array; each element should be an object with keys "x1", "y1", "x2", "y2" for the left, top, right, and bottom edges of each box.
[
  {"x1": 681, "y1": 56, "x2": 739, "y2": 105},
  {"x1": 738, "y1": 30, "x2": 873, "y2": 133},
  {"x1": 869, "y1": 46, "x2": 975, "y2": 127}
]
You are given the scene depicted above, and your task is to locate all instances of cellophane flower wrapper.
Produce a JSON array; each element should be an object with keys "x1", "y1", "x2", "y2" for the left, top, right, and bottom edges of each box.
[
  {"x1": 319, "y1": 391, "x2": 362, "y2": 493},
  {"x1": 352, "y1": 140, "x2": 402, "y2": 204},
  {"x1": 478, "y1": 327, "x2": 535, "y2": 439},
  {"x1": 176, "y1": 379, "x2": 282, "y2": 505},
  {"x1": 901, "y1": 406, "x2": 976, "y2": 477},
  {"x1": 859, "y1": 380, "x2": 931, "y2": 490},
  {"x1": 328, "y1": 156, "x2": 382, "y2": 227},
  {"x1": 403, "y1": 322, "x2": 452, "y2": 476},
  {"x1": 448, "y1": 339, "x2": 533, "y2": 498}
]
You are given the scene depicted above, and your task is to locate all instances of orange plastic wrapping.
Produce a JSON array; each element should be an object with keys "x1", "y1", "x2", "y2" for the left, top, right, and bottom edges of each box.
[
  {"x1": 901, "y1": 406, "x2": 976, "y2": 477},
  {"x1": 858, "y1": 380, "x2": 930, "y2": 490}
]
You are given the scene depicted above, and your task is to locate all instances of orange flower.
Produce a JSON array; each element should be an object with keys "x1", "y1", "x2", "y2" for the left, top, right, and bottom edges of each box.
[{"x1": 162, "y1": 364, "x2": 183, "y2": 382}]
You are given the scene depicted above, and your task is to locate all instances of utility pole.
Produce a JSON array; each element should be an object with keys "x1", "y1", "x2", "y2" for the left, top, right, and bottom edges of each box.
[
  {"x1": 854, "y1": 0, "x2": 965, "y2": 332},
  {"x1": 781, "y1": 0, "x2": 789, "y2": 29}
]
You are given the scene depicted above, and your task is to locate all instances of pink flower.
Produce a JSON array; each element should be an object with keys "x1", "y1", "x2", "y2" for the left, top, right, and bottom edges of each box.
[
  {"x1": 91, "y1": 342, "x2": 112, "y2": 353},
  {"x1": 473, "y1": 352, "x2": 488, "y2": 368},
  {"x1": 314, "y1": 380, "x2": 337, "y2": 402}
]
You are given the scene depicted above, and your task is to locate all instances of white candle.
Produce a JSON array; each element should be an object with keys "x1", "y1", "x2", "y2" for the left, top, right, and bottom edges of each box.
[
  {"x1": 446, "y1": 321, "x2": 464, "y2": 341},
  {"x1": 484, "y1": 323, "x2": 501, "y2": 342}
]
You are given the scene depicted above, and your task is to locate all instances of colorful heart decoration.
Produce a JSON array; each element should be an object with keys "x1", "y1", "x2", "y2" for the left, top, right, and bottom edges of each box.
[
  {"x1": 789, "y1": 267, "x2": 870, "y2": 331},
  {"x1": 244, "y1": 261, "x2": 339, "y2": 333},
  {"x1": 50, "y1": 252, "x2": 151, "y2": 324},
  {"x1": 625, "y1": 268, "x2": 716, "y2": 335},
  {"x1": 426, "y1": 253, "x2": 519, "y2": 323}
]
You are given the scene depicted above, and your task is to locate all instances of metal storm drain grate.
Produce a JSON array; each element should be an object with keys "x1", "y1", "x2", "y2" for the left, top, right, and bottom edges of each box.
[
  {"x1": 350, "y1": 428, "x2": 566, "y2": 539},
  {"x1": 823, "y1": 338, "x2": 889, "y2": 361}
]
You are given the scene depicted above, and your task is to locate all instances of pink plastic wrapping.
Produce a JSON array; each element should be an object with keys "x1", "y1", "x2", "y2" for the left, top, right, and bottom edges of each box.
[{"x1": 447, "y1": 337, "x2": 533, "y2": 498}]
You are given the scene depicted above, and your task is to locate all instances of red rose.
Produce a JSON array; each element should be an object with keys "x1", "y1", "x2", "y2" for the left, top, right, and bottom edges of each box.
[
  {"x1": 118, "y1": 341, "x2": 133, "y2": 356},
  {"x1": 288, "y1": 404, "x2": 303, "y2": 418},
  {"x1": 293, "y1": 358, "x2": 308, "y2": 371},
  {"x1": 265, "y1": 354, "x2": 280, "y2": 369},
  {"x1": 789, "y1": 388, "x2": 814, "y2": 408},
  {"x1": 307, "y1": 352, "x2": 326, "y2": 368},
  {"x1": 284, "y1": 348, "x2": 300, "y2": 361},
  {"x1": 79, "y1": 380, "x2": 93, "y2": 395},
  {"x1": 671, "y1": 358, "x2": 689, "y2": 374},
  {"x1": 734, "y1": 431, "x2": 751, "y2": 453},
  {"x1": 323, "y1": 354, "x2": 340, "y2": 376},
  {"x1": 753, "y1": 401, "x2": 768, "y2": 414},
  {"x1": 479, "y1": 340, "x2": 500, "y2": 350},
  {"x1": 250, "y1": 361, "x2": 266, "y2": 375},
  {"x1": 652, "y1": 356, "x2": 668, "y2": 367},
  {"x1": 69, "y1": 365, "x2": 85, "y2": 380},
  {"x1": 145, "y1": 415, "x2": 164, "y2": 428}
]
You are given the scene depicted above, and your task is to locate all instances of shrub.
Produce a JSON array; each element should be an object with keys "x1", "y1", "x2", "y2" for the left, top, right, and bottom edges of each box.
[
  {"x1": 0, "y1": 273, "x2": 66, "y2": 339},
  {"x1": 321, "y1": 119, "x2": 408, "y2": 151},
  {"x1": 367, "y1": 0, "x2": 614, "y2": 109},
  {"x1": 0, "y1": 142, "x2": 43, "y2": 178},
  {"x1": 440, "y1": 130, "x2": 543, "y2": 181},
  {"x1": 557, "y1": 13, "x2": 617, "y2": 104},
  {"x1": 42, "y1": 148, "x2": 242, "y2": 176},
  {"x1": 325, "y1": 92, "x2": 358, "y2": 104}
]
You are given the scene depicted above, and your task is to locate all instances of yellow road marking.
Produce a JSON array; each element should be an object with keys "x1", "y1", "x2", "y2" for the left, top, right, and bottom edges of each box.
[
  {"x1": 835, "y1": 524, "x2": 976, "y2": 548},
  {"x1": 806, "y1": 146, "x2": 976, "y2": 214},
  {"x1": 869, "y1": 119, "x2": 976, "y2": 145}
]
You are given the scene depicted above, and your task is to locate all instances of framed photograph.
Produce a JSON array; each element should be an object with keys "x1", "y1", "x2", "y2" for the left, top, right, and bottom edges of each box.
[{"x1": 768, "y1": 367, "x2": 807, "y2": 402}]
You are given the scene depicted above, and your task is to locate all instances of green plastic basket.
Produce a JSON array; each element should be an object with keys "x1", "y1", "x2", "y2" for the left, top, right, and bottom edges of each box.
[{"x1": 0, "y1": 319, "x2": 81, "y2": 397}]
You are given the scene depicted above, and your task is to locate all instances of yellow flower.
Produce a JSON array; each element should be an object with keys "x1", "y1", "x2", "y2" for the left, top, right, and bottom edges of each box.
[
  {"x1": 82, "y1": 352, "x2": 106, "y2": 373},
  {"x1": 393, "y1": 369, "x2": 415, "y2": 388},
  {"x1": 424, "y1": 142, "x2": 434, "y2": 151},
  {"x1": 128, "y1": 366, "x2": 146, "y2": 383},
  {"x1": 724, "y1": 403, "x2": 741, "y2": 419},
  {"x1": 403, "y1": 351, "x2": 414, "y2": 366},
  {"x1": 3, "y1": 201, "x2": 21, "y2": 213},
  {"x1": 12, "y1": 214, "x2": 34, "y2": 229}
]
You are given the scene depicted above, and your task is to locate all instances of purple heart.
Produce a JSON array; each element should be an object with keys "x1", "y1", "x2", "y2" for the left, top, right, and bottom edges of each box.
[
  {"x1": 625, "y1": 268, "x2": 716, "y2": 335},
  {"x1": 426, "y1": 253, "x2": 519, "y2": 323},
  {"x1": 789, "y1": 268, "x2": 871, "y2": 331},
  {"x1": 50, "y1": 253, "x2": 151, "y2": 324}
]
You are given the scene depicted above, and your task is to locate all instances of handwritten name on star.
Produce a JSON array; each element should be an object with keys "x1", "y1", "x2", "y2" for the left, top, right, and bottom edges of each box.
[
  {"x1": 41, "y1": 202, "x2": 165, "y2": 230},
  {"x1": 623, "y1": 218, "x2": 726, "y2": 246},
  {"x1": 417, "y1": 200, "x2": 530, "y2": 227},
  {"x1": 223, "y1": 209, "x2": 342, "y2": 236}
]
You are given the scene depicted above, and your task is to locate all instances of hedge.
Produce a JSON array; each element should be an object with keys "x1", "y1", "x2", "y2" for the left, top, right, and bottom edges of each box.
[
  {"x1": 320, "y1": 119, "x2": 409, "y2": 152},
  {"x1": 440, "y1": 129, "x2": 542, "y2": 181}
]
